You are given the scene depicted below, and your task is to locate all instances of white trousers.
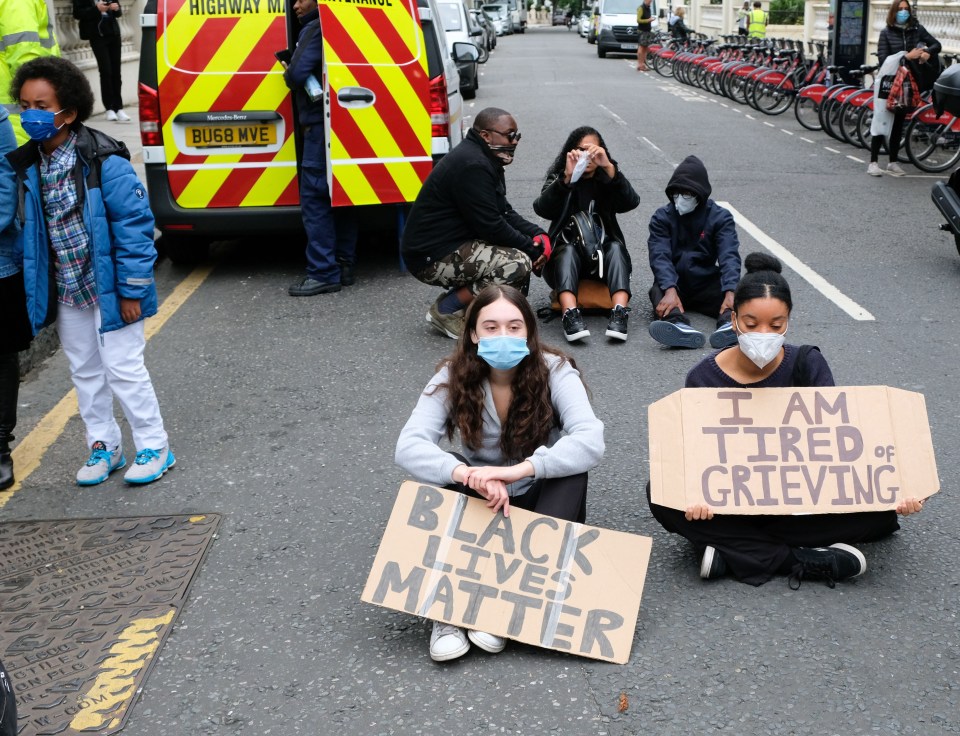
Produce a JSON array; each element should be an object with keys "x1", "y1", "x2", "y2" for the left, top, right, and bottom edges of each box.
[{"x1": 56, "y1": 304, "x2": 168, "y2": 451}]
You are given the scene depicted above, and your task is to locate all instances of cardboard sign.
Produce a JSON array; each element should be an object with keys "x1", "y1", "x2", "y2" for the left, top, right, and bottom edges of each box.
[
  {"x1": 649, "y1": 386, "x2": 939, "y2": 515},
  {"x1": 362, "y1": 482, "x2": 653, "y2": 664}
]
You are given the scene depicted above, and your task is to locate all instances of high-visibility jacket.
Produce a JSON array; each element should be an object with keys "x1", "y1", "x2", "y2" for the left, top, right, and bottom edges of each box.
[
  {"x1": 747, "y1": 8, "x2": 767, "y2": 38},
  {"x1": 0, "y1": 0, "x2": 61, "y2": 144}
]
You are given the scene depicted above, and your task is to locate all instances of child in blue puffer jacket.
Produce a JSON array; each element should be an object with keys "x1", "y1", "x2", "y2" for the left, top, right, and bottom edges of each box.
[{"x1": 6, "y1": 56, "x2": 175, "y2": 486}]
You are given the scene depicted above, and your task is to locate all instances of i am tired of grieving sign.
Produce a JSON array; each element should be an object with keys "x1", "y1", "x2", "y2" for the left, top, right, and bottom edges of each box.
[
  {"x1": 362, "y1": 482, "x2": 653, "y2": 664},
  {"x1": 649, "y1": 386, "x2": 939, "y2": 514}
]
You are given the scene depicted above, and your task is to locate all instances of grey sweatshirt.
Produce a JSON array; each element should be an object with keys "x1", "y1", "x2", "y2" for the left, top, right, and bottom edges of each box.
[{"x1": 395, "y1": 354, "x2": 605, "y2": 497}]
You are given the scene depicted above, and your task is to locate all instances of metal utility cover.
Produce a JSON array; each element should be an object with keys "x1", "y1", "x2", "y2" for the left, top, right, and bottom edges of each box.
[{"x1": 0, "y1": 514, "x2": 221, "y2": 735}]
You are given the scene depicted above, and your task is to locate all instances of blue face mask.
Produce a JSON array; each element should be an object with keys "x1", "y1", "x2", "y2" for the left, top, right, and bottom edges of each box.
[
  {"x1": 476, "y1": 336, "x2": 529, "y2": 370},
  {"x1": 896, "y1": 9, "x2": 910, "y2": 23},
  {"x1": 20, "y1": 109, "x2": 65, "y2": 141}
]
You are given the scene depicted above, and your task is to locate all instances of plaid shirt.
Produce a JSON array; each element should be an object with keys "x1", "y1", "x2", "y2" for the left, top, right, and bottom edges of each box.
[{"x1": 40, "y1": 132, "x2": 98, "y2": 309}]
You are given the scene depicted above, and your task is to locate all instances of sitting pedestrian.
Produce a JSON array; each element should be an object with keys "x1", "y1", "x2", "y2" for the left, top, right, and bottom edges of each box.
[
  {"x1": 646, "y1": 155, "x2": 741, "y2": 349},
  {"x1": 7, "y1": 57, "x2": 174, "y2": 486},
  {"x1": 395, "y1": 285, "x2": 604, "y2": 660},
  {"x1": 533, "y1": 125, "x2": 640, "y2": 342},
  {"x1": 647, "y1": 253, "x2": 924, "y2": 587},
  {"x1": 401, "y1": 108, "x2": 549, "y2": 340}
]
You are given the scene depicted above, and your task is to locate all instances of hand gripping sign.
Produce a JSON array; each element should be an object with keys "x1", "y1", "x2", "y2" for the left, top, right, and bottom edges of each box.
[
  {"x1": 362, "y1": 482, "x2": 653, "y2": 664},
  {"x1": 648, "y1": 387, "x2": 939, "y2": 514}
]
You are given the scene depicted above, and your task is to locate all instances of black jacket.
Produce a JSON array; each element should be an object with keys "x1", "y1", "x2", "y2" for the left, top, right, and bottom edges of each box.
[
  {"x1": 73, "y1": 0, "x2": 121, "y2": 40},
  {"x1": 533, "y1": 162, "x2": 640, "y2": 247},
  {"x1": 877, "y1": 21, "x2": 940, "y2": 65},
  {"x1": 284, "y1": 8, "x2": 324, "y2": 128},
  {"x1": 401, "y1": 128, "x2": 545, "y2": 274}
]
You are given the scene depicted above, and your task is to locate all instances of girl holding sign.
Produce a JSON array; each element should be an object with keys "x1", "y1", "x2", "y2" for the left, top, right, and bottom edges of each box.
[
  {"x1": 396, "y1": 285, "x2": 605, "y2": 661},
  {"x1": 647, "y1": 253, "x2": 924, "y2": 588}
]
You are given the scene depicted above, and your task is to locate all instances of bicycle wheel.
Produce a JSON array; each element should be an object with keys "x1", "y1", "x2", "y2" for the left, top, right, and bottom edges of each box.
[
  {"x1": 794, "y1": 93, "x2": 822, "y2": 130},
  {"x1": 905, "y1": 105, "x2": 960, "y2": 173},
  {"x1": 754, "y1": 76, "x2": 795, "y2": 115},
  {"x1": 838, "y1": 92, "x2": 872, "y2": 147}
]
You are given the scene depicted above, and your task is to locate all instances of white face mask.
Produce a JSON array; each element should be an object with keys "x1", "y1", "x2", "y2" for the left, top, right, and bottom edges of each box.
[
  {"x1": 734, "y1": 317, "x2": 786, "y2": 369},
  {"x1": 674, "y1": 193, "x2": 698, "y2": 216}
]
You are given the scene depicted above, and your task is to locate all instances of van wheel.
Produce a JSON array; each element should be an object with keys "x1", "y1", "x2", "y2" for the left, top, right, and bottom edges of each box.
[
  {"x1": 158, "y1": 232, "x2": 209, "y2": 265},
  {"x1": 597, "y1": 45, "x2": 607, "y2": 58}
]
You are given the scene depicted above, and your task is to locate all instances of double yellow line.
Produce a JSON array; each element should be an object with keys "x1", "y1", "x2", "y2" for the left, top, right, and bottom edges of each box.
[{"x1": 0, "y1": 264, "x2": 215, "y2": 510}]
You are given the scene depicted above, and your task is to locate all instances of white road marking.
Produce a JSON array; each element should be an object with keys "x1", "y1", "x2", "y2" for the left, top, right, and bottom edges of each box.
[
  {"x1": 763, "y1": 121, "x2": 775, "y2": 127},
  {"x1": 642, "y1": 136, "x2": 662, "y2": 152},
  {"x1": 718, "y1": 201, "x2": 876, "y2": 321},
  {"x1": 824, "y1": 146, "x2": 842, "y2": 153},
  {"x1": 801, "y1": 137, "x2": 814, "y2": 143},
  {"x1": 781, "y1": 129, "x2": 794, "y2": 135},
  {"x1": 599, "y1": 104, "x2": 629, "y2": 127},
  {"x1": 847, "y1": 155, "x2": 865, "y2": 163}
]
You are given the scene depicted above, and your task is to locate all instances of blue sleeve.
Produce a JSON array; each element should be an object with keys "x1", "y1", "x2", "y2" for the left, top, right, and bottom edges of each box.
[
  {"x1": 0, "y1": 116, "x2": 17, "y2": 236},
  {"x1": 284, "y1": 22, "x2": 322, "y2": 89},
  {"x1": 648, "y1": 206, "x2": 679, "y2": 290},
  {"x1": 99, "y1": 156, "x2": 157, "y2": 300},
  {"x1": 711, "y1": 204, "x2": 742, "y2": 292}
]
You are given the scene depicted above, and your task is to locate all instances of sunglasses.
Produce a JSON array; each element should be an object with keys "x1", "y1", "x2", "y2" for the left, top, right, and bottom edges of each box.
[{"x1": 483, "y1": 128, "x2": 522, "y2": 143}]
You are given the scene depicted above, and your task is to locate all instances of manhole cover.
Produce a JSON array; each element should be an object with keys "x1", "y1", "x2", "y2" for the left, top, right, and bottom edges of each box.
[{"x1": 0, "y1": 514, "x2": 220, "y2": 735}]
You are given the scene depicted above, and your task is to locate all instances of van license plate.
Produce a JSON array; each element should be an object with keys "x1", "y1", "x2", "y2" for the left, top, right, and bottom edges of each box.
[
  {"x1": 186, "y1": 124, "x2": 277, "y2": 148},
  {"x1": 621, "y1": 42, "x2": 638, "y2": 50}
]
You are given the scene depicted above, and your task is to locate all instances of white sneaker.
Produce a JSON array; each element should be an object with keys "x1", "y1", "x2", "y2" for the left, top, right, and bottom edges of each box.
[
  {"x1": 467, "y1": 629, "x2": 506, "y2": 653},
  {"x1": 116, "y1": 110, "x2": 131, "y2": 123},
  {"x1": 105, "y1": 110, "x2": 118, "y2": 122},
  {"x1": 429, "y1": 621, "x2": 470, "y2": 661},
  {"x1": 866, "y1": 162, "x2": 883, "y2": 177},
  {"x1": 124, "y1": 447, "x2": 176, "y2": 484},
  {"x1": 76, "y1": 441, "x2": 125, "y2": 486},
  {"x1": 887, "y1": 162, "x2": 906, "y2": 177}
]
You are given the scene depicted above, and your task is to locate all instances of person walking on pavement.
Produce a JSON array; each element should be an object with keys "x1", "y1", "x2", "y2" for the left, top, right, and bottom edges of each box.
[
  {"x1": 400, "y1": 108, "x2": 550, "y2": 340},
  {"x1": 867, "y1": 0, "x2": 940, "y2": 177},
  {"x1": 7, "y1": 57, "x2": 175, "y2": 486},
  {"x1": 647, "y1": 253, "x2": 925, "y2": 587},
  {"x1": 285, "y1": 0, "x2": 358, "y2": 297},
  {"x1": 747, "y1": 0, "x2": 767, "y2": 39},
  {"x1": 0, "y1": 106, "x2": 31, "y2": 492},
  {"x1": 647, "y1": 155, "x2": 742, "y2": 349},
  {"x1": 73, "y1": 0, "x2": 129, "y2": 122},
  {"x1": 0, "y1": 0, "x2": 61, "y2": 144},
  {"x1": 395, "y1": 285, "x2": 604, "y2": 660},
  {"x1": 737, "y1": 1, "x2": 750, "y2": 36},
  {"x1": 533, "y1": 126, "x2": 640, "y2": 343},
  {"x1": 636, "y1": 0, "x2": 654, "y2": 71}
]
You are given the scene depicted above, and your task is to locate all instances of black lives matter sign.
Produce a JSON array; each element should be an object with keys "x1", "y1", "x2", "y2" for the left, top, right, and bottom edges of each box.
[{"x1": 362, "y1": 483, "x2": 652, "y2": 663}]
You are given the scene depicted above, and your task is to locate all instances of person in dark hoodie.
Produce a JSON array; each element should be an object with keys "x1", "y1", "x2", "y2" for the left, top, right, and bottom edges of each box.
[
  {"x1": 8, "y1": 57, "x2": 174, "y2": 486},
  {"x1": 285, "y1": 0, "x2": 358, "y2": 296},
  {"x1": 72, "y1": 0, "x2": 127, "y2": 122},
  {"x1": 533, "y1": 126, "x2": 640, "y2": 342},
  {"x1": 401, "y1": 108, "x2": 550, "y2": 340},
  {"x1": 0, "y1": 658, "x2": 15, "y2": 736},
  {"x1": 646, "y1": 155, "x2": 742, "y2": 349}
]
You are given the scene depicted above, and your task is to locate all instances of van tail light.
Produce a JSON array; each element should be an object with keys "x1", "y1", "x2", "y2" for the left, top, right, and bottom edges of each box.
[
  {"x1": 139, "y1": 83, "x2": 163, "y2": 146},
  {"x1": 428, "y1": 74, "x2": 449, "y2": 139}
]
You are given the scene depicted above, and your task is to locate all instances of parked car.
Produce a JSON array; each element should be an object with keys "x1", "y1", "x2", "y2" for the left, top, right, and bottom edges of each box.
[
  {"x1": 436, "y1": 0, "x2": 488, "y2": 100},
  {"x1": 470, "y1": 8, "x2": 497, "y2": 51},
  {"x1": 578, "y1": 11, "x2": 591, "y2": 37},
  {"x1": 481, "y1": 3, "x2": 512, "y2": 35},
  {"x1": 552, "y1": 8, "x2": 568, "y2": 25},
  {"x1": 505, "y1": 0, "x2": 527, "y2": 33}
]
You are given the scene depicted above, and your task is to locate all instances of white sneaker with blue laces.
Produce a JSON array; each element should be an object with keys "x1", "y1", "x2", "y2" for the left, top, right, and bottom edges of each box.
[
  {"x1": 649, "y1": 320, "x2": 706, "y2": 348},
  {"x1": 124, "y1": 447, "x2": 176, "y2": 485},
  {"x1": 76, "y1": 441, "x2": 125, "y2": 486}
]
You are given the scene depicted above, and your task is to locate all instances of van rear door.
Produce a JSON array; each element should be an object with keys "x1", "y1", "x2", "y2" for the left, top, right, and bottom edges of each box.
[
  {"x1": 155, "y1": 0, "x2": 298, "y2": 212},
  {"x1": 318, "y1": 0, "x2": 433, "y2": 206}
]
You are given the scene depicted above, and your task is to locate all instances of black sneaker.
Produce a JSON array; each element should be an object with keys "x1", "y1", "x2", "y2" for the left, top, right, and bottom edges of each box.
[
  {"x1": 338, "y1": 260, "x2": 356, "y2": 286},
  {"x1": 648, "y1": 319, "x2": 705, "y2": 348},
  {"x1": 605, "y1": 305, "x2": 630, "y2": 341},
  {"x1": 788, "y1": 543, "x2": 866, "y2": 590},
  {"x1": 288, "y1": 276, "x2": 341, "y2": 297},
  {"x1": 700, "y1": 545, "x2": 726, "y2": 579},
  {"x1": 561, "y1": 308, "x2": 590, "y2": 342}
]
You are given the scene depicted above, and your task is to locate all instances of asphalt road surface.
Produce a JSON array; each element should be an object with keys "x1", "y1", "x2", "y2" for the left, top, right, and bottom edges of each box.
[{"x1": 4, "y1": 25, "x2": 959, "y2": 736}]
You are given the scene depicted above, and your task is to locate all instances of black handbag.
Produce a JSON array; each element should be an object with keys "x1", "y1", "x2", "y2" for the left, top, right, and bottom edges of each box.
[
  {"x1": 557, "y1": 202, "x2": 606, "y2": 278},
  {"x1": 878, "y1": 74, "x2": 895, "y2": 99}
]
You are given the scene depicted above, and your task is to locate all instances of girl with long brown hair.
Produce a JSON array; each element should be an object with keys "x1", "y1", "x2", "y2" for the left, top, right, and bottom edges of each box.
[{"x1": 395, "y1": 285, "x2": 604, "y2": 662}]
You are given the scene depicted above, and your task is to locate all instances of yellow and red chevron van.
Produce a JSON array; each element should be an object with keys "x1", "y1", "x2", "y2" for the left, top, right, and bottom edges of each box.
[{"x1": 138, "y1": 0, "x2": 463, "y2": 261}]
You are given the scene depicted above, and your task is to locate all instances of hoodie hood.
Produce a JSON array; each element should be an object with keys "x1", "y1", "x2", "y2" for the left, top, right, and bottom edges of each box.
[{"x1": 665, "y1": 155, "x2": 712, "y2": 201}]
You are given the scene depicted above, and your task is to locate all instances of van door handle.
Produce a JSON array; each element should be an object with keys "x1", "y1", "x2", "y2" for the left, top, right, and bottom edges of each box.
[{"x1": 337, "y1": 87, "x2": 376, "y2": 108}]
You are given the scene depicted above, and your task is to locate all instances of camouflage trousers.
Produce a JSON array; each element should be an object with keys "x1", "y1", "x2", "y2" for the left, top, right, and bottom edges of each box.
[{"x1": 414, "y1": 240, "x2": 531, "y2": 296}]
